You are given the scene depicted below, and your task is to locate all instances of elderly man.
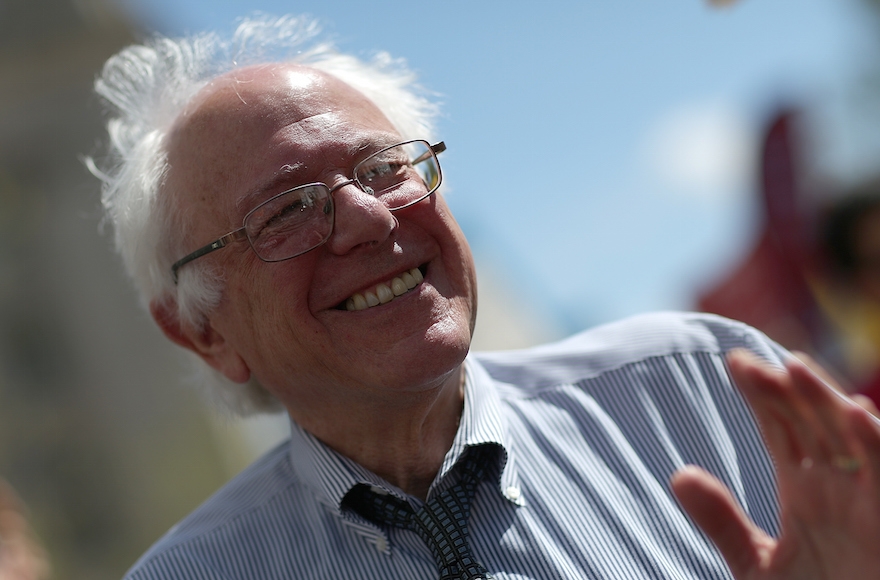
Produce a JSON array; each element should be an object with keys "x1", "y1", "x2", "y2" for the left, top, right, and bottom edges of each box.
[{"x1": 91, "y1": 15, "x2": 879, "y2": 580}]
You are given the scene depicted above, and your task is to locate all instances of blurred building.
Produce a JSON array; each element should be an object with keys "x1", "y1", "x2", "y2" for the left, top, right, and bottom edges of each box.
[{"x1": 0, "y1": 1, "x2": 247, "y2": 578}]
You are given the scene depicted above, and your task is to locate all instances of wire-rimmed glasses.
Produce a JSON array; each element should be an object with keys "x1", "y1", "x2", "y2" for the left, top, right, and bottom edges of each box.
[{"x1": 171, "y1": 140, "x2": 446, "y2": 283}]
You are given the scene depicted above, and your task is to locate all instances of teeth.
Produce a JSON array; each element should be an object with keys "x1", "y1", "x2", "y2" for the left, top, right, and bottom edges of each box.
[
  {"x1": 345, "y1": 268, "x2": 423, "y2": 311},
  {"x1": 376, "y1": 284, "x2": 394, "y2": 304},
  {"x1": 391, "y1": 278, "x2": 408, "y2": 296}
]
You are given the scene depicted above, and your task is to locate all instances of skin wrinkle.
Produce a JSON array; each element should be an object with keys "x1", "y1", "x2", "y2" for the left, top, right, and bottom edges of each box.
[
  {"x1": 156, "y1": 63, "x2": 476, "y2": 498},
  {"x1": 234, "y1": 117, "x2": 400, "y2": 217}
]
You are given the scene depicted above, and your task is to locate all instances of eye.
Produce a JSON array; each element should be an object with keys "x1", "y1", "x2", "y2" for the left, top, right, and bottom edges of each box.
[
  {"x1": 257, "y1": 198, "x2": 304, "y2": 231},
  {"x1": 358, "y1": 154, "x2": 410, "y2": 192},
  {"x1": 246, "y1": 187, "x2": 320, "y2": 236},
  {"x1": 269, "y1": 195, "x2": 313, "y2": 222},
  {"x1": 360, "y1": 160, "x2": 403, "y2": 180}
]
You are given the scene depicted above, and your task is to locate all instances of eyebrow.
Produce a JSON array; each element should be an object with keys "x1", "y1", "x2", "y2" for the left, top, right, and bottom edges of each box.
[
  {"x1": 235, "y1": 163, "x2": 307, "y2": 214},
  {"x1": 233, "y1": 135, "x2": 401, "y2": 214}
]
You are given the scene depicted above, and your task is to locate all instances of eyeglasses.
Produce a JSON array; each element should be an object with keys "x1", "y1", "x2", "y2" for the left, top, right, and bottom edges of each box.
[{"x1": 171, "y1": 140, "x2": 446, "y2": 283}]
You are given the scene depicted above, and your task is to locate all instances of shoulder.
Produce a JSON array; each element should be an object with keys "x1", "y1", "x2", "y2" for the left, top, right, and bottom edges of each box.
[
  {"x1": 471, "y1": 311, "x2": 788, "y2": 390},
  {"x1": 469, "y1": 312, "x2": 783, "y2": 538},
  {"x1": 123, "y1": 441, "x2": 305, "y2": 579}
]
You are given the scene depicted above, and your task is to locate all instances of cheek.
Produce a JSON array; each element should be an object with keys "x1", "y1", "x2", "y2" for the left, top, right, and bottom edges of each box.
[
  {"x1": 420, "y1": 201, "x2": 477, "y2": 307},
  {"x1": 224, "y1": 256, "x2": 319, "y2": 337},
  {"x1": 217, "y1": 282, "x2": 319, "y2": 388},
  {"x1": 441, "y1": 220, "x2": 477, "y2": 294}
]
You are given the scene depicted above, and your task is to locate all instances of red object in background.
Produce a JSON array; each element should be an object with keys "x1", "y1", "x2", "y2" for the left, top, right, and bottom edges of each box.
[
  {"x1": 861, "y1": 372, "x2": 880, "y2": 407},
  {"x1": 697, "y1": 109, "x2": 822, "y2": 354}
]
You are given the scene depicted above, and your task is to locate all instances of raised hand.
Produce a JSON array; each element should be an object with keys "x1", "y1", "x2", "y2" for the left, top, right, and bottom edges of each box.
[{"x1": 671, "y1": 349, "x2": 880, "y2": 580}]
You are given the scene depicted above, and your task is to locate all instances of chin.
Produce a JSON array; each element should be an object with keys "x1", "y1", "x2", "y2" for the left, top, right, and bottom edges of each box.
[
  {"x1": 422, "y1": 316, "x2": 472, "y2": 367},
  {"x1": 382, "y1": 315, "x2": 471, "y2": 390}
]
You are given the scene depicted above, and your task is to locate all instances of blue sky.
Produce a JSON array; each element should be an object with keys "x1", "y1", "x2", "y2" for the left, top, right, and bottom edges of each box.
[{"x1": 117, "y1": 0, "x2": 879, "y2": 339}]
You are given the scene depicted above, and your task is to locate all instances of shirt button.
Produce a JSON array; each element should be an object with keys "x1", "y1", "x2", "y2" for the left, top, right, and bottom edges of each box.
[
  {"x1": 505, "y1": 486, "x2": 521, "y2": 501},
  {"x1": 375, "y1": 536, "x2": 388, "y2": 552}
]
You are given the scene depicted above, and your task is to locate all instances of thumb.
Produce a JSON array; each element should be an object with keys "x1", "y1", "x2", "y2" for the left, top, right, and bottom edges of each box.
[{"x1": 671, "y1": 465, "x2": 771, "y2": 578}]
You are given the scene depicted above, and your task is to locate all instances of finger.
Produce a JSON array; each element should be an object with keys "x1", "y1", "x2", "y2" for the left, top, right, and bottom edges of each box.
[
  {"x1": 852, "y1": 394, "x2": 880, "y2": 418},
  {"x1": 784, "y1": 357, "x2": 856, "y2": 464},
  {"x1": 790, "y1": 353, "x2": 880, "y2": 456},
  {"x1": 671, "y1": 465, "x2": 771, "y2": 578},
  {"x1": 850, "y1": 405, "x2": 880, "y2": 477},
  {"x1": 790, "y1": 350, "x2": 852, "y2": 393},
  {"x1": 729, "y1": 350, "x2": 857, "y2": 467},
  {"x1": 727, "y1": 349, "x2": 821, "y2": 466}
]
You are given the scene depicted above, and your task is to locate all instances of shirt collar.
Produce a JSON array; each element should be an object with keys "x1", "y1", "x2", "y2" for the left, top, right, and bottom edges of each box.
[
  {"x1": 459, "y1": 355, "x2": 523, "y2": 506},
  {"x1": 286, "y1": 356, "x2": 523, "y2": 513}
]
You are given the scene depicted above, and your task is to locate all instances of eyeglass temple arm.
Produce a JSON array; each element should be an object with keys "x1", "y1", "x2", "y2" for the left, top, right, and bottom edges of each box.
[
  {"x1": 171, "y1": 228, "x2": 247, "y2": 284},
  {"x1": 411, "y1": 141, "x2": 446, "y2": 165},
  {"x1": 171, "y1": 141, "x2": 447, "y2": 284}
]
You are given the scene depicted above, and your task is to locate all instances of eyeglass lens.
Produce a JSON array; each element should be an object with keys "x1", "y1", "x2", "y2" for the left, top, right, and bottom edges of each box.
[{"x1": 243, "y1": 140, "x2": 440, "y2": 262}]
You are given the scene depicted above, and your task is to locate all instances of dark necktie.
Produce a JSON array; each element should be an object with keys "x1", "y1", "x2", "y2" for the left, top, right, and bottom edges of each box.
[{"x1": 344, "y1": 445, "x2": 496, "y2": 580}]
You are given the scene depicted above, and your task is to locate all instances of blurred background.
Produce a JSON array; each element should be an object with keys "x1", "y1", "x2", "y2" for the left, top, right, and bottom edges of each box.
[{"x1": 4, "y1": 0, "x2": 880, "y2": 577}]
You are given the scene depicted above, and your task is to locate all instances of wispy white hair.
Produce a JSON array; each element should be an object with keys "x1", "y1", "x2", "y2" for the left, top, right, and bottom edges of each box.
[{"x1": 89, "y1": 14, "x2": 440, "y2": 415}]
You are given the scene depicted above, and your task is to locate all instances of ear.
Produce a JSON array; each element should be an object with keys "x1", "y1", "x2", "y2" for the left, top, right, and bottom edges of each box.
[{"x1": 150, "y1": 299, "x2": 251, "y2": 384}]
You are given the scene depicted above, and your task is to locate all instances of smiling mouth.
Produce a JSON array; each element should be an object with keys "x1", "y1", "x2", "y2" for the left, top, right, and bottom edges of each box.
[{"x1": 339, "y1": 265, "x2": 426, "y2": 311}]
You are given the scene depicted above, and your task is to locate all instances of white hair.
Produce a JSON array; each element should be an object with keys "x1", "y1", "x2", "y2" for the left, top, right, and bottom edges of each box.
[{"x1": 89, "y1": 14, "x2": 440, "y2": 415}]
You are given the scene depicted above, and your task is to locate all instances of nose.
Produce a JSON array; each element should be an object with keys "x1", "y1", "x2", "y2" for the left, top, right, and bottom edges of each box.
[{"x1": 324, "y1": 181, "x2": 398, "y2": 255}]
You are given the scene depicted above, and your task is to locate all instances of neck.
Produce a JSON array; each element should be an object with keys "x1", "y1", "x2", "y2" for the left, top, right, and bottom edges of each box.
[{"x1": 288, "y1": 365, "x2": 466, "y2": 500}]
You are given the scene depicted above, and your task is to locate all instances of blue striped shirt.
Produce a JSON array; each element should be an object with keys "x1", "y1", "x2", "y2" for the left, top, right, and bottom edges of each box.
[{"x1": 125, "y1": 311, "x2": 784, "y2": 579}]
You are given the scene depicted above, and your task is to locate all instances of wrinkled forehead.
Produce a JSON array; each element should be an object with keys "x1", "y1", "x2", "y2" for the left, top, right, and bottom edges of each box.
[
  {"x1": 166, "y1": 63, "x2": 392, "y2": 157},
  {"x1": 162, "y1": 64, "x2": 398, "y2": 229}
]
